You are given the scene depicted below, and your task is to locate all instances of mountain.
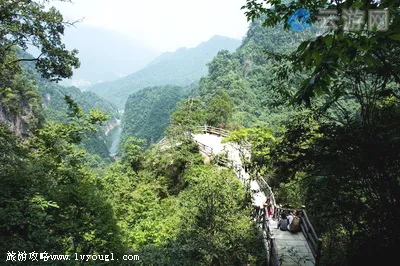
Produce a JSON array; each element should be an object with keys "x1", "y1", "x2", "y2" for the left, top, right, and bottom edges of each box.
[
  {"x1": 39, "y1": 83, "x2": 120, "y2": 160},
  {"x1": 87, "y1": 35, "x2": 242, "y2": 108},
  {"x1": 37, "y1": 79, "x2": 121, "y2": 160},
  {"x1": 163, "y1": 19, "x2": 315, "y2": 138},
  {"x1": 60, "y1": 25, "x2": 160, "y2": 87},
  {"x1": 121, "y1": 85, "x2": 191, "y2": 146},
  {"x1": 39, "y1": 84, "x2": 119, "y2": 123},
  {"x1": 14, "y1": 50, "x2": 121, "y2": 160}
]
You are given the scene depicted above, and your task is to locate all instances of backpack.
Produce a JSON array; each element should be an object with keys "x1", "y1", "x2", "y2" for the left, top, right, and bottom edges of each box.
[{"x1": 290, "y1": 216, "x2": 301, "y2": 232}]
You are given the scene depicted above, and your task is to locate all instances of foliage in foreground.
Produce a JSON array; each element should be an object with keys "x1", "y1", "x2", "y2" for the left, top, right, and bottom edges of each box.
[{"x1": 237, "y1": 0, "x2": 400, "y2": 264}]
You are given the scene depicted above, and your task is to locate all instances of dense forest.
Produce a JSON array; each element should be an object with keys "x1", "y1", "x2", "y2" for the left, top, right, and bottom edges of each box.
[
  {"x1": 167, "y1": 0, "x2": 399, "y2": 264},
  {"x1": 1, "y1": 0, "x2": 400, "y2": 265},
  {"x1": 121, "y1": 85, "x2": 192, "y2": 146},
  {"x1": 7, "y1": 50, "x2": 121, "y2": 161}
]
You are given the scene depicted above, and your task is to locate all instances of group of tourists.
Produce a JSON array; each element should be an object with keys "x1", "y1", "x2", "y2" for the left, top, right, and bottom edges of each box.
[{"x1": 276, "y1": 210, "x2": 301, "y2": 233}]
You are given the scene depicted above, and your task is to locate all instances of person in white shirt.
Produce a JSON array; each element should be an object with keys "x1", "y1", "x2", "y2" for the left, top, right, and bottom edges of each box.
[
  {"x1": 251, "y1": 189, "x2": 266, "y2": 220},
  {"x1": 287, "y1": 212, "x2": 294, "y2": 231}
]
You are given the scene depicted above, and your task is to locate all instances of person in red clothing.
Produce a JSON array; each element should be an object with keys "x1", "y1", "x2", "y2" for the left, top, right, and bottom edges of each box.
[{"x1": 265, "y1": 198, "x2": 273, "y2": 218}]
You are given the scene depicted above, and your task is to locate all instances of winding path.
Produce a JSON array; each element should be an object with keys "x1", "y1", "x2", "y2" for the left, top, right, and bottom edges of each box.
[{"x1": 193, "y1": 127, "x2": 316, "y2": 266}]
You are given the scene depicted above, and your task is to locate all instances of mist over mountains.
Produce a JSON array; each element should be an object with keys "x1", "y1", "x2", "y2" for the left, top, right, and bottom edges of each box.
[
  {"x1": 60, "y1": 25, "x2": 160, "y2": 87},
  {"x1": 86, "y1": 35, "x2": 242, "y2": 108}
]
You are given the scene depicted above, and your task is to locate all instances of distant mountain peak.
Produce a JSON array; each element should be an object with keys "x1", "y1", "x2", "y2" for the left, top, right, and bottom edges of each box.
[
  {"x1": 87, "y1": 35, "x2": 242, "y2": 108},
  {"x1": 145, "y1": 36, "x2": 241, "y2": 68},
  {"x1": 209, "y1": 35, "x2": 237, "y2": 41},
  {"x1": 196, "y1": 35, "x2": 240, "y2": 47},
  {"x1": 175, "y1": 47, "x2": 188, "y2": 53}
]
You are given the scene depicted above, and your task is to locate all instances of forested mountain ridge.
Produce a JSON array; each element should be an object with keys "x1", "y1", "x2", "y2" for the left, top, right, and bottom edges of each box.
[
  {"x1": 121, "y1": 24, "x2": 308, "y2": 148},
  {"x1": 38, "y1": 83, "x2": 120, "y2": 159},
  {"x1": 87, "y1": 35, "x2": 241, "y2": 107},
  {"x1": 39, "y1": 82, "x2": 119, "y2": 125},
  {"x1": 168, "y1": 19, "x2": 311, "y2": 131},
  {"x1": 121, "y1": 85, "x2": 191, "y2": 146}
]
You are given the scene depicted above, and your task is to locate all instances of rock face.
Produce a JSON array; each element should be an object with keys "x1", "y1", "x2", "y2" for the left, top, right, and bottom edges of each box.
[
  {"x1": 0, "y1": 101, "x2": 39, "y2": 137},
  {"x1": 104, "y1": 119, "x2": 121, "y2": 136}
]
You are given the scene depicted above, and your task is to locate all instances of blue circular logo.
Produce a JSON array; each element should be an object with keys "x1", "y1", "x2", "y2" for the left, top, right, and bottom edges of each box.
[{"x1": 288, "y1": 8, "x2": 312, "y2": 32}]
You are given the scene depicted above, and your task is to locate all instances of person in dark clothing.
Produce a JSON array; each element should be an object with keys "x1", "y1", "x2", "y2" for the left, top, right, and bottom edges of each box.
[{"x1": 277, "y1": 213, "x2": 289, "y2": 231}]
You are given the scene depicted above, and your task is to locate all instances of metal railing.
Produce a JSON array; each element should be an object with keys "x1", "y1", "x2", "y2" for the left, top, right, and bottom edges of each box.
[
  {"x1": 256, "y1": 175, "x2": 321, "y2": 265},
  {"x1": 159, "y1": 125, "x2": 229, "y2": 147},
  {"x1": 300, "y1": 210, "x2": 322, "y2": 265},
  {"x1": 257, "y1": 210, "x2": 279, "y2": 266},
  {"x1": 215, "y1": 154, "x2": 230, "y2": 165},
  {"x1": 194, "y1": 125, "x2": 230, "y2": 137},
  {"x1": 194, "y1": 140, "x2": 214, "y2": 157},
  {"x1": 159, "y1": 137, "x2": 168, "y2": 146},
  {"x1": 250, "y1": 175, "x2": 280, "y2": 265},
  {"x1": 160, "y1": 125, "x2": 251, "y2": 153},
  {"x1": 269, "y1": 237, "x2": 280, "y2": 266},
  {"x1": 194, "y1": 138, "x2": 248, "y2": 183},
  {"x1": 273, "y1": 207, "x2": 322, "y2": 265},
  {"x1": 258, "y1": 177, "x2": 277, "y2": 209}
]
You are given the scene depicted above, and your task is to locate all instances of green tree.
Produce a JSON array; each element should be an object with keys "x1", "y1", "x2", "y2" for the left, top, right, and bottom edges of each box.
[
  {"x1": 168, "y1": 166, "x2": 265, "y2": 265},
  {"x1": 169, "y1": 97, "x2": 206, "y2": 133},
  {"x1": 243, "y1": 0, "x2": 400, "y2": 110},
  {"x1": 143, "y1": 139, "x2": 204, "y2": 195},
  {"x1": 120, "y1": 136, "x2": 146, "y2": 171},
  {"x1": 0, "y1": 100, "x2": 124, "y2": 259},
  {"x1": 205, "y1": 91, "x2": 233, "y2": 126},
  {"x1": 0, "y1": 1, "x2": 81, "y2": 138},
  {"x1": 240, "y1": 1, "x2": 400, "y2": 264},
  {"x1": 0, "y1": 0, "x2": 80, "y2": 82}
]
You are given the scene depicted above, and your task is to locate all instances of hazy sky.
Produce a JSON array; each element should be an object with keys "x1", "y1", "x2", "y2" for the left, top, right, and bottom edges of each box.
[{"x1": 54, "y1": 0, "x2": 250, "y2": 52}]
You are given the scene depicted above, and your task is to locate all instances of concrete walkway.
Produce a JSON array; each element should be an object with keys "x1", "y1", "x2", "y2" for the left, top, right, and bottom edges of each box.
[
  {"x1": 268, "y1": 219, "x2": 315, "y2": 266},
  {"x1": 193, "y1": 133, "x2": 252, "y2": 185},
  {"x1": 193, "y1": 132, "x2": 315, "y2": 266}
]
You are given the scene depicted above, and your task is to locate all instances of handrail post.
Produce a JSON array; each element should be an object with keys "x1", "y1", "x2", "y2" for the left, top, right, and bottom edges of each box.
[{"x1": 315, "y1": 238, "x2": 322, "y2": 266}]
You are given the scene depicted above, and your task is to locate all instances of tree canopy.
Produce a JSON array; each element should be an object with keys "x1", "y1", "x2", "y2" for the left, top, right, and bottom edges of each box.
[
  {"x1": 0, "y1": 0, "x2": 80, "y2": 82},
  {"x1": 1, "y1": 0, "x2": 399, "y2": 265}
]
